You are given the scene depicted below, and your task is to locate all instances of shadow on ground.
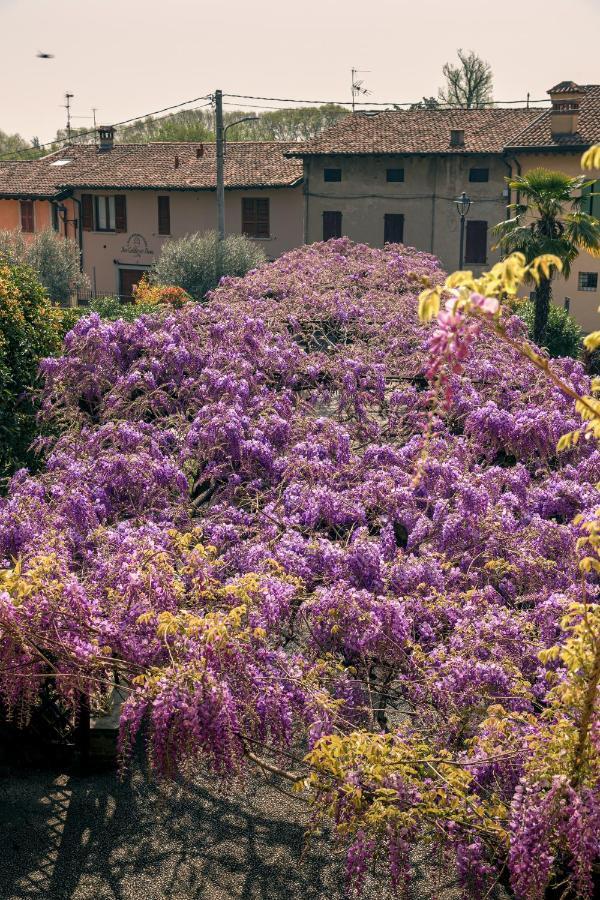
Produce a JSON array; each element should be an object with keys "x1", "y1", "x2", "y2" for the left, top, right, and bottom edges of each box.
[{"x1": 0, "y1": 758, "x2": 482, "y2": 900}]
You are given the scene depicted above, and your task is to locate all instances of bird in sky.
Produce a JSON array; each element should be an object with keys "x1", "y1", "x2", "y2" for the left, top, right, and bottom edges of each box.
[{"x1": 36, "y1": 51, "x2": 55, "y2": 59}]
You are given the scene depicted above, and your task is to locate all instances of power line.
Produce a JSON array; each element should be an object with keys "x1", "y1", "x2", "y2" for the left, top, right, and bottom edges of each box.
[
  {"x1": 0, "y1": 93, "x2": 213, "y2": 161},
  {"x1": 224, "y1": 91, "x2": 551, "y2": 108}
]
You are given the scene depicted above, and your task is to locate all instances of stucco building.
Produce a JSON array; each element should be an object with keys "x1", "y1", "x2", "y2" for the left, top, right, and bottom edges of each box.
[
  {"x1": 0, "y1": 131, "x2": 303, "y2": 298},
  {"x1": 286, "y1": 83, "x2": 600, "y2": 330}
]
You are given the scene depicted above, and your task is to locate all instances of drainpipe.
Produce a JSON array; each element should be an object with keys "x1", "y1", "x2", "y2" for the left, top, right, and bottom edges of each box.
[
  {"x1": 303, "y1": 159, "x2": 309, "y2": 244},
  {"x1": 502, "y1": 157, "x2": 512, "y2": 219},
  {"x1": 504, "y1": 155, "x2": 522, "y2": 214},
  {"x1": 70, "y1": 196, "x2": 84, "y2": 272},
  {"x1": 429, "y1": 157, "x2": 438, "y2": 253}
]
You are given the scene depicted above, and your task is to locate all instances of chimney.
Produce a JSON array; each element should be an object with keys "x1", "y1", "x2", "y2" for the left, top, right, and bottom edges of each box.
[
  {"x1": 196, "y1": 144, "x2": 204, "y2": 158},
  {"x1": 97, "y1": 125, "x2": 115, "y2": 152},
  {"x1": 450, "y1": 129, "x2": 465, "y2": 148},
  {"x1": 548, "y1": 81, "x2": 584, "y2": 137}
]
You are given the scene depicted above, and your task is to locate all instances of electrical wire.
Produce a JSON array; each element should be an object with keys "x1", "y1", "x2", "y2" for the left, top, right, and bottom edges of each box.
[
  {"x1": 224, "y1": 91, "x2": 551, "y2": 109},
  {"x1": 0, "y1": 94, "x2": 213, "y2": 161}
]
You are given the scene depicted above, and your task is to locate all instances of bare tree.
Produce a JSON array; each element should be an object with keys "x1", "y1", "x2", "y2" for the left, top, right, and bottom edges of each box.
[{"x1": 438, "y1": 49, "x2": 493, "y2": 108}]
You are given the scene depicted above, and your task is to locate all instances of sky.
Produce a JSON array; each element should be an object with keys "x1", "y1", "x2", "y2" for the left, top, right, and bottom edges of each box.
[{"x1": 1, "y1": 0, "x2": 599, "y2": 143}]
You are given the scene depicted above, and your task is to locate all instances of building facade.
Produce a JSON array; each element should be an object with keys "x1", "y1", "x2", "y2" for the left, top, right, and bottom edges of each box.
[{"x1": 0, "y1": 133, "x2": 303, "y2": 299}]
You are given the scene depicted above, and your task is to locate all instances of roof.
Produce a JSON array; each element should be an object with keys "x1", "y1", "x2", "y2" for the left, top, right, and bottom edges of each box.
[
  {"x1": 548, "y1": 81, "x2": 584, "y2": 95},
  {"x1": 285, "y1": 108, "x2": 543, "y2": 156},
  {"x1": 506, "y1": 84, "x2": 600, "y2": 151},
  {"x1": 0, "y1": 141, "x2": 303, "y2": 198}
]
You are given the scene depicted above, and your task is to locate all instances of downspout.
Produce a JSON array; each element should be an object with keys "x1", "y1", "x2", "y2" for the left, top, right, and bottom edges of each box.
[
  {"x1": 429, "y1": 156, "x2": 438, "y2": 253},
  {"x1": 303, "y1": 159, "x2": 309, "y2": 244},
  {"x1": 70, "y1": 195, "x2": 84, "y2": 272},
  {"x1": 502, "y1": 156, "x2": 513, "y2": 219}
]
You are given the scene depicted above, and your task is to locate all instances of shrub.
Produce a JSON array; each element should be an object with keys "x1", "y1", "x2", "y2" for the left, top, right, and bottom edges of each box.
[
  {"x1": 515, "y1": 299, "x2": 582, "y2": 358},
  {"x1": 151, "y1": 231, "x2": 266, "y2": 301},
  {"x1": 133, "y1": 276, "x2": 190, "y2": 308},
  {"x1": 0, "y1": 229, "x2": 89, "y2": 305},
  {"x1": 0, "y1": 263, "x2": 63, "y2": 481}
]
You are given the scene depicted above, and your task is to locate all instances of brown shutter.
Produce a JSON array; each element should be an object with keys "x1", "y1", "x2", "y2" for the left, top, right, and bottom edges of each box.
[
  {"x1": 20, "y1": 200, "x2": 35, "y2": 233},
  {"x1": 158, "y1": 196, "x2": 171, "y2": 235},
  {"x1": 322, "y1": 211, "x2": 342, "y2": 240},
  {"x1": 384, "y1": 213, "x2": 404, "y2": 244},
  {"x1": 465, "y1": 220, "x2": 487, "y2": 264},
  {"x1": 115, "y1": 195, "x2": 127, "y2": 233},
  {"x1": 242, "y1": 197, "x2": 270, "y2": 238},
  {"x1": 81, "y1": 194, "x2": 93, "y2": 231}
]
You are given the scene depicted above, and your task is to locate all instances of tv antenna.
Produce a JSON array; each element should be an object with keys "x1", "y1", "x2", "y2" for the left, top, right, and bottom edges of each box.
[
  {"x1": 351, "y1": 68, "x2": 371, "y2": 112},
  {"x1": 64, "y1": 92, "x2": 74, "y2": 143}
]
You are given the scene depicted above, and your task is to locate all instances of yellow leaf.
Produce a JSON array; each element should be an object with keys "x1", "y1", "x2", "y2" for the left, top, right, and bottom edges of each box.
[
  {"x1": 584, "y1": 331, "x2": 600, "y2": 352},
  {"x1": 581, "y1": 145, "x2": 600, "y2": 171},
  {"x1": 418, "y1": 287, "x2": 441, "y2": 323}
]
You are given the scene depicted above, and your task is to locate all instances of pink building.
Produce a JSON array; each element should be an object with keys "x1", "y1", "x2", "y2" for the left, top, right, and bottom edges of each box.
[{"x1": 0, "y1": 129, "x2": 304, "y2": 299}]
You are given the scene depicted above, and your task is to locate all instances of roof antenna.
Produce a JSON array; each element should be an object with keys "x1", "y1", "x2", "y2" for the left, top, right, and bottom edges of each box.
[
  {"x1": 351, "y1": 68, "x2": 371, "y2": 113},
  {"x1": 64, "y1": 92, "x2": 74, "y2": 143},
  {"x1": 526, "y1": 92, "x2": 530, "y2": 109}
]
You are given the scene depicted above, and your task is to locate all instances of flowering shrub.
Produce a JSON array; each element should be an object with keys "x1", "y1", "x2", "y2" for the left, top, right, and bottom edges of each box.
[
  {"x1": 1, "y1": 237, "x2": 599, "y2": 896},
  {"x1": 133, "y1": 276, "x2": 190, "y2": 309}
]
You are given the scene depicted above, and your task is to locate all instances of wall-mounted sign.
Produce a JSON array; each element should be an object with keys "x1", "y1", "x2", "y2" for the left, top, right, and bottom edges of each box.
[{"x1": 121, "y1": 233, "x2": 154, "y2": 258}]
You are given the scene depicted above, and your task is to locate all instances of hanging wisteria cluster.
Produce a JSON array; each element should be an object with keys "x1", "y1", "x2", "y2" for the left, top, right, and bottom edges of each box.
[{"x1": 1, "y1": 238, "x2": 599, "y2": 898}]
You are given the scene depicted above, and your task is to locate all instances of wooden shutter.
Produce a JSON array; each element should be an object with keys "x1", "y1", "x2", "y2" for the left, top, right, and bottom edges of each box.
[
  {"x1": 384, "y1": 213, "x2": 404, "y2": 244},
  {"x1": 20, "y1": 200, "x2": 34, "y2": 233},
  {"x1": 242, "y1": 198, "x2": 270, "y2": 238},
  {"x1": 115, "y1": 195, "x2": 127, "y2": 233},
  {"x1": 158, "y1": 196, "x2": 171, "y2": 235},
  {"x1": 81, "y1": 194, "x2": 93, "y2": 231},
  {"x1": 322, "y1": 211, "x2": 342, "y2": 240},
  {"x1": 465, "y1": 220, "x2": 487, "y2": 264}
]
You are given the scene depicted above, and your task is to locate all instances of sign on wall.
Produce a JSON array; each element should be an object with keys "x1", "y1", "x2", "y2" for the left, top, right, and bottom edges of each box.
[{"x1": 121, "y1": 233, "x2": 154, "y2": 259}]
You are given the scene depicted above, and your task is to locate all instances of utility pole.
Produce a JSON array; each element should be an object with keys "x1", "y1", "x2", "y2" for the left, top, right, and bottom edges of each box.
[
  {"x1": 65, "y1": 92, "x2": 74, "y2": 143},
  {"x1": 215, "y1": 89, "x2": 225, "y2": 241}
]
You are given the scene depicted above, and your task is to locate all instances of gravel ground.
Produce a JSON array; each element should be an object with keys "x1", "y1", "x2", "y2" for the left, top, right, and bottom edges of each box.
[{"x1": 0, "y1": 757, "x2": 493, "y2": 900}]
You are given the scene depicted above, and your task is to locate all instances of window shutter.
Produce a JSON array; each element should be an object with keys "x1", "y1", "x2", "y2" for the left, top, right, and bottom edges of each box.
[
  {"x1": 465, "y1": 220, "x2": 487, "y2": 264},
  {"x1": 158, "y1": 196, "x2": 171, "y2": 235},
  {"x1": 20, "y1": 200, "x2": 34, "y2": 233},
  {"x1": 81, "y1": 194, "x2": 93, "y2": 231},
  {"x1": 322, "y1": 211, "x2": 342, "y2": 240},
  {"x1": 115, "y1": 195, "x2": 127, "y2": 233},
  {"x1": 242, "y1": 198, "x2": 270, "y2": 238},
  {"x1": 384, "y1": 213, "x2": 404, "y2": 244}
]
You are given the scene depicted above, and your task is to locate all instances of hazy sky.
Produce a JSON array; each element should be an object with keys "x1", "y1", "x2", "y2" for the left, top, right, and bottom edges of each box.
[{"x1": 2, "y1": 0, "x2": 599, "y2": 142}]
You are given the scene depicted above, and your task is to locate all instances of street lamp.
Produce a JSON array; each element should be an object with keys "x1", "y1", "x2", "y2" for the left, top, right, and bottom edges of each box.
[{"x1": 454, "y1": 191, "x2": 472, "y2": 269}]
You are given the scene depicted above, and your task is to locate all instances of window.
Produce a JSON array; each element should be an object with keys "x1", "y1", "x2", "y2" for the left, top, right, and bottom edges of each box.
[
  {"x1": 578, "y1": 272, "x2": 598, "y2": 292},
  {"x1": 94, "y1": 195, "x2": 116, "y2": 231},
  {"x1": 469, "y1": 167, "x2": 489, "y2": 183},
  {"x1": 81, "y1": 194, "x2": 127, "y2": 232},
  {"x1": 386, "y1": 168, "x2": 404, "y2": 183},
  {"x1": 323, "y1": 168, "x2": 342, "y2": 182},
  {"x1": 20, "y1": 200, "x2": 34, "y2": 233},
  {"x1": 322, "y1": 211, "x2": 342, "y2": 240},
  {"x1": 465, "y1": 220, "x2": 488, "y2": 264},
  {"x1": 242, "y1": 197, "x2": 270, "y2": 238},
  {"x1": 158, "y1": 196, "x2": 171, "y2": 235},
  {"x1": 384, "y1": 213, "x2": 404, "y2": 244},
  {"x1": 581, "y1": 181, "x2": 599, "y2": 217}
]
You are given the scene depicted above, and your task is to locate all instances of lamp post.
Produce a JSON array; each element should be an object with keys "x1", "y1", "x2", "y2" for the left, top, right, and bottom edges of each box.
[{"x1": 454, "y1": 191, "x2": 472, "y2": 269}]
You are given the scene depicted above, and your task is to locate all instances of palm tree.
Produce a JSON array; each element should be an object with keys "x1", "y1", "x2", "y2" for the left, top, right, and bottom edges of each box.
[{"x1": 494, "y1": 168, "x2": 600, "y2": 344}]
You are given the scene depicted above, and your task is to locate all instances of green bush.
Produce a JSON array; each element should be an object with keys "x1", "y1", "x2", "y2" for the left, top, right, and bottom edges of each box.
[
  {"x1": 60, "y1": 295, "x2": 162, "y2": 335},
  {"x1": 151, "y1": 231, "x2": 266, "y2": 301},
  {"x1": 516, "y1": 300, "x2": 582, "y2": 359},
  {"x1": 0, "y1": 263, "x2": 64, "y2": 482},
  {"x1": 0, "y1": 229, "x2": 89, "y2": 305}
]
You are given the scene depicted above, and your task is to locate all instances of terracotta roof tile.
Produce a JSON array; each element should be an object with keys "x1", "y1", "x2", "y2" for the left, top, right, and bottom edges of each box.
[
  {"x1": 0, "y1": 141, "x2": 303, "y2": 198},
  {"x1": 506, "y1": 85, "x2": 600, "y2": 150},
  {"x1": 285, "y1": 108, "x2": 543, "y2": 156}
]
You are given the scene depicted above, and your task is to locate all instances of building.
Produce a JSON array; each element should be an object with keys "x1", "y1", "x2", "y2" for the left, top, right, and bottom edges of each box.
[
  {"x1": 286, "y1": 85, "x2": 600, "y2": 330},
  {"x1": 505, "y1": 83, "x2": 600, "y2": 331},
  {"x1": 0, "y1": 129, "x2": 303, "y2": 298},
  {"x1": 286, "y1": 107, "x2": 542, "y2": 272}
]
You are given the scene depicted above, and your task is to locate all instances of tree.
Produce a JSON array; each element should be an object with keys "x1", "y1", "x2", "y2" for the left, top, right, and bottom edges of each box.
[
  {"x1": 438, "y1": 49, "x2": 493, "y2": 108},
  {"x1": 494, "y1": 168, "x2": 600, "y2": 344},
  {"x1": 151, "y1": 231, "x2": 266, "y2": 300},
  {"x1": 0, "y1": 263, "x2": 63, "y2": 481},
  {"x1": 0, "y1": 230, "x2": 89, "y2": 305},
  {"x1": 408, "y1": 96, "x2": 441, "y2": 111}
]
